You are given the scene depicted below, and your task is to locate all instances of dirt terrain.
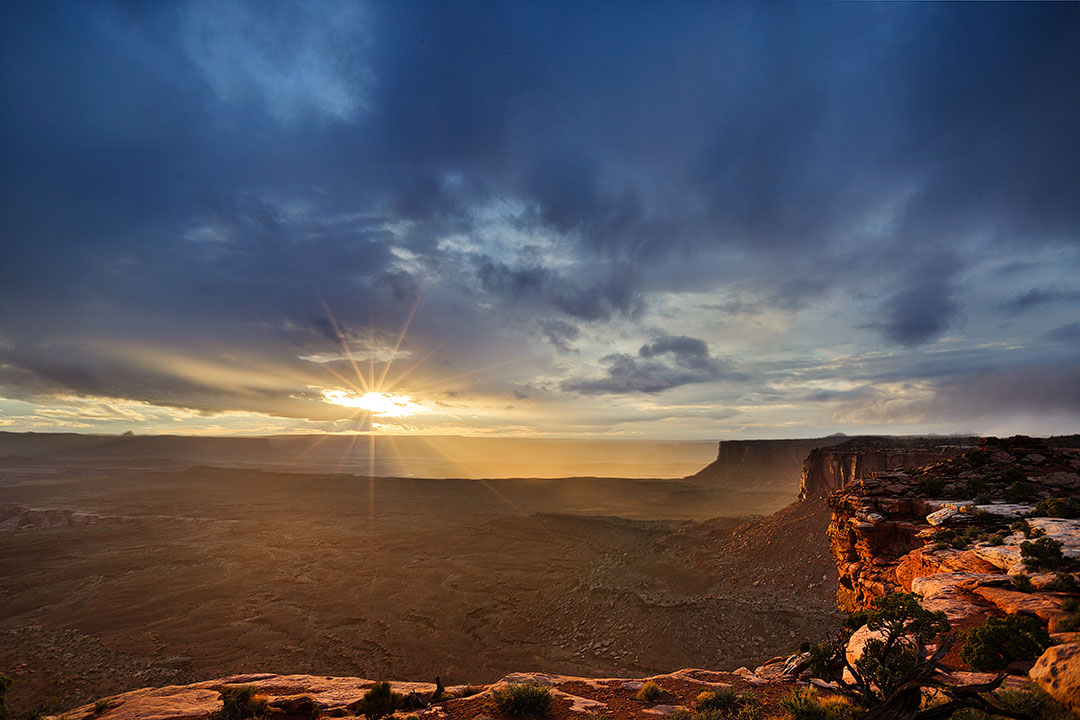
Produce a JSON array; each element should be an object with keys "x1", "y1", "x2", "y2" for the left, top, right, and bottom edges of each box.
[{"x1": 0, "y1": 460, "x2": 838, "y2": 713}]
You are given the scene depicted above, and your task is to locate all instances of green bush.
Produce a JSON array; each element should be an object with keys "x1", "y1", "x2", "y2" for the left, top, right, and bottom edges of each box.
[
  {"x1": 1002, "y1": 468, "x2": 1027, "y2": 484},
  {"x1": 964, "y1": 450, "x2": 988, "y2": 466},
  {"x1": 220, "y1": 687, "x2": 269, "y2": 720},
  {"x1": 960, "y1": 615, "x2": 1050, "y2": 671},
  {"x1": 1004, "y1": 480, "x2": 1038, "y2": 503},
  {"x1": 1021, "y1": 537, "x2": 1066, "y2": 571},
  {"x1": 93, "y1": 698, "x2": 114, "y2": 715},
  {"x1": 971, "y1": 493, "x2": 993, "y2": 506},
  {"x1": 0, "y1": 674, "x2": 10, "y2": 720},
  {"x1": 1010, "y1": 519, "x2": 1045, "y2": 539},
  {"x1": 636, "y1": 682, "x2": 671, "y2": 702},
  {"x1": 946, "y1": 685, "x2": 1073, "y2": 720},
  {"x1": 353, "y1": 682, "x2": 403, "y2": 720},
  {"x1": 687, "y1": 689, "x2": 760, "y2": 720},
  {"x1": 915, "y1": 476, "x2": 946, "y2": 496},
  {"x1": 779, "y1": 689, "x2": 856, "y2": 720},
  {"x1": 1046, "y1": 572, "x2": 1079, "y2": 593},
  {"x1": 694, "y1": 688, "x2": 739, "y2": 712},
  {"x1": 1033, "y1": 496, "x2": 1080, "y2": 519},
  {"x1": 1011, "y1": 573, "x2": 1033, "y2": 592},
  {"x1": 491, "y1": 684, "x2": 553, "y2": 718}
]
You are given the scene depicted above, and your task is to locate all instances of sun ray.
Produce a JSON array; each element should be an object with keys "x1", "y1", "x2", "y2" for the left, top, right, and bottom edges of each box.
[
  {"x1": 375, "y1": 292, "x2": 422, "y2": 391},
  {"x1": 317, "y1": 291, "x2": 371, "y2": 393}
]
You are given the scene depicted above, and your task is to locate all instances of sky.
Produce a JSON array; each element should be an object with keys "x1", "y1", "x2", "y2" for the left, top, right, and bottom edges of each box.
[{"x1": 1, "y1": 1, "x2": 1078, "y2": 440}]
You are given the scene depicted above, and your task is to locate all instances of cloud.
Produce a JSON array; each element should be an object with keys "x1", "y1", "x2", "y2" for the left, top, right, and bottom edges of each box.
[
  {"x1": 873, "y1": 255, "x2": 961, "y2": 346},
  {"x1": 1000, "y1": 288, "x2": 1080, "y2": 316},
  {"x1": 565, "y1": 334, "x2": 740, "y2": 395},
  {"x1": 180, "y1": 0, "x2": 371, "y2": 124}
]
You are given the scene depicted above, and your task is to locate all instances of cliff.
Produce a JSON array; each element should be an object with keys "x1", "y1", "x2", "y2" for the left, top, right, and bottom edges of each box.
[
  {"x1": 690, "y1": 437, "x2": 846, "y2": 493},
  {"x1": 799, "y1": 436, "x2": 979, "y2": 500},
  {"x1": 824, "y1": 435, "x2": 1080, "y2": 711}
]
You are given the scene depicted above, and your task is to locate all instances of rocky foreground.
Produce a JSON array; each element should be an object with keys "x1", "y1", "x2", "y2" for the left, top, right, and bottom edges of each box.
[{"x1": 33, "y1": 436, "x2": 1080, "y2": 719}]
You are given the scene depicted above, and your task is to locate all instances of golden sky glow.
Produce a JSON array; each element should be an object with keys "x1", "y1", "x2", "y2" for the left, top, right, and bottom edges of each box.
[{"x1": 322, "y1": 389, "x2": 428, "y2": 418}]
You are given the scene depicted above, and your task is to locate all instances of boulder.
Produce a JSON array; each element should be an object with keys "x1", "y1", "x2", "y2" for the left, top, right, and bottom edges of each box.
[
  {"x1": 927, "y1": 508, "x2": 957, "y2": 526},
  {"x1": 1029, "y1": 642, "x2": 1080, "y2": 716}
]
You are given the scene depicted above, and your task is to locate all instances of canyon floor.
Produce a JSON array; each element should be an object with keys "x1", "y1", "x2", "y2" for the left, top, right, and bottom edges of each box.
[{"x1": 0, "y1": 462, "x2": 838, "y2": 714}]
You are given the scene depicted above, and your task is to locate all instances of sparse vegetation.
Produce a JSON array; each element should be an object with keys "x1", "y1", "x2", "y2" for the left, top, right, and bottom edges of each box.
[
  {"x1": 1055, "y1": 598, "x2": 1080, "y2": 632},
  {"x1": 809, "y1": 592, "x2": 1031, "y2": 719},
  {"x1": 455, "y1": 686, "x2": 482, "y2": 698},
  {"x1": 353, "y1": 682, "x2": 403, "y2": 720},
  {"x1": 0, "y1": 675, "x2": 10, "y2": 720},
  {"x1": 780, "y1": 689, "x2": 857, "y2": 720},
  {"x1": 1032, "y1": 496, "x2": 1080, "y2": 519},
  {"x1": 1021, "y1": 537, "x2": 1066, "y2": 571},
  {"x1": 1001, "y1": 468, "x2": 1027, "y2": 485},
  {"x1": 1010, "y1": 573, "x2": 1033, "y2": 592},
  {"x1": 490, "y1": 684, "x2": 553, "y2": 718},
  {"x1": 1045, "y1": 572, "x2": 1079, "y2": 593},
  {"x1": 694, "y1": 688, "x2": 739, "y2": 712},
  {"x1": 1010, "y1": 519, "x2": 1045, "y2": 539},
  {"x1": 915, "y1": 476, "x2": 946, "y2": 496},
  {"x1": 92, "y1": 698, "x2": 114, "y2": 715},
  {"x1": 636, "y1": 682, "x2": 672, "y2": 703},
  {"x1": 960, "y1": 615, "x2": 1050, "y2": 671},
  {"x1": 1003, "y1": 480, "x2": 1038, "y2": 503},
  {"x1": 945, "y1": 685, "x2": 1073, "y2": 720},
  {"x1": 220, "y1": 687, "x2": 269, "y2": 720}
]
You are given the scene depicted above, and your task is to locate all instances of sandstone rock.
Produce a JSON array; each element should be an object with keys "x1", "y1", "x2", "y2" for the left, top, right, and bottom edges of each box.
[
  {"x1": 1029, "y1": 518, "x2": 1080, "y2": 558},
  {"x1": 991, "y1": 451, "x2": 1016, "y2": 463},
  {"x1": 969, "y1": 503, "x2": 1035, "y2": 519},
  {"x1": 927, "y1": 508, "x2": 956, "y2": 526},
  {"x1": 1025, "y1": 454, "x2": 1046, "y2": 464},
  {"x1": 1043, "y1": 472, "x2": 1080, "y2": 490},
  {"x1": 1029, "y1": 642, "x2": 1080, "y2": 716},
  {"x1": 972, "y1": 544, "x2": 1025, "y2": 573},
  {"x1": 1050, "y1": 632, "x2": 1080, "y2": 644},
  {"x1": 643, "y1": 705, "x2": 681, "y2": 715},
  {"x1": 910, "y1": 573, "x2": 1003, "y2": 620},
  {"x1": 971, "y1": 586, "x2": 1069, "y2": 622}
]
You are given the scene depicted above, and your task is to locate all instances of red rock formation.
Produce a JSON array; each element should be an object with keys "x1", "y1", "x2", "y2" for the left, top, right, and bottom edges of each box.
[{"x1": 799, "y1": 437, "x2": 976, "y2": 500}]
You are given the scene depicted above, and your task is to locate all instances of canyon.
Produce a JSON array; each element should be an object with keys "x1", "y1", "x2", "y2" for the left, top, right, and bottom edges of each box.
[{"x1": 3, "y1": 434, "x2": 1079, "y2": 718}]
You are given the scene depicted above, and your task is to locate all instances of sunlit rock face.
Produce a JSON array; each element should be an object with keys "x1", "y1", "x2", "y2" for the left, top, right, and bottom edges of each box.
[
  {"x1": 1030, "y1": 642, "x2": 1080, "y2": 715},
  {"x1": 822, "y1": 435, "x2": 1080, "y2": 680}
]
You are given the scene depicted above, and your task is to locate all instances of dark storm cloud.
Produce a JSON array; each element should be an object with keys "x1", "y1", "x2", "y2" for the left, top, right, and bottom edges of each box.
[
  {"x1": 1043, "y1": 322, "x2": 1080, "y2": 345},
  {"x1": 0, "y1": 0, "x2": 1078, "y2": 421},
  {"x1": 1000, "y1": 288, "x2": 1080, "y2": 316},
  {"x1": 565, "y1": 334, "x2": 740, "y2": 395},
  {"x1": 874, "y1": 255, "x2": 961, "y2": 347}
]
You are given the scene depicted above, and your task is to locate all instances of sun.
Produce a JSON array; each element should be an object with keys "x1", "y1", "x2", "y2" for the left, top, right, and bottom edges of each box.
[{"x1": 322, "y1": 389, "x2": 427, "y2": 418}]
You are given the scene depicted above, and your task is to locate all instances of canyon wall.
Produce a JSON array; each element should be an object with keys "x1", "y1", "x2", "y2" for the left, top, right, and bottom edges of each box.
[
  {"x1": 689, "y1": 437, "x2": 845, "y2": 493},
  {"x1": 799, "y1": 436, "x2": 978, "y2": 500}
]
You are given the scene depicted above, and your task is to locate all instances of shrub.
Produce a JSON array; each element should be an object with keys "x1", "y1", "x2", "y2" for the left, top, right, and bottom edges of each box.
[
  {"x1": 1011, "y1": 573, "x2": 1033, "y2": 592},
  {"x1": 779, "y1": 689, "x2": 855, "y2": 720},
  {"x1": 491, "y1": 684, "x2": 553, "y2": 718},
  {"x1": 961, "y1": 615, "x2": 1050, "y2": 671},
  {"x1": 353, "y1": 682, "x2": 403, "y2": 720},
  {"x1": 1, "y1": 675, "x2": 10, "y2": 720},
  {"x1": 1046, "y1": 572, "x2": 1079, "y2": 593},
  {"x1": 1021, "y1": 537, "x2": 1066, "y2": 571},
  {"x1": 694, "y1": 688, "x2": 739, "y2": 712},
  {"x1": 807, "y1": 591, "x2": 1038, "y2": 718},
  {"x1": 1002, "y1": 468, "x2": 1027, "y2": 484},
  {"x1": 946, "y1": 685, "x2": 1074, "y2": 720},
  {"x1": 220, "y1": 687, "x2": 269, "y2": 720},
  {"x1": 915, "y1": 476, "x2": 946, "y2": 496},
  {"x1": 1004, "y1": 480, "x2": 1038, "y2": 503},
  {"x1": 1033, "y1": 496, "x2": 1080, "y2": 519},
  {"x1": 964, "y1": 450, "x2": 988, "y2": 466},
  {"x1": 636, "y1": 682, "x2": 671, "y2": 703},
  {"x1": 971, "y1": 493, "x2": 993, "y2": 506},
  {"x1": 1010, "y1": 519, "x2": 1045, "y2": 539},
  {"x1": 93, "y1": 698, "x2": 114, "y2": 715}
]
